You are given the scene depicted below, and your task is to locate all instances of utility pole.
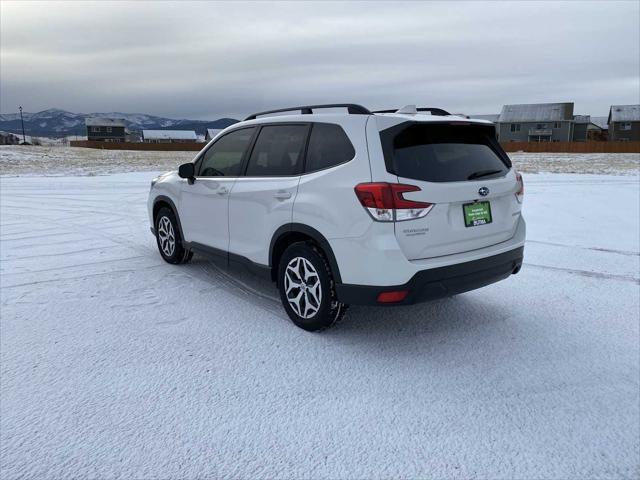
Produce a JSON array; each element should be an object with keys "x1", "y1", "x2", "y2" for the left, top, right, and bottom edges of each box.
[{"x1": 19, "y1": 106, "x2": 26, "y2": 144}]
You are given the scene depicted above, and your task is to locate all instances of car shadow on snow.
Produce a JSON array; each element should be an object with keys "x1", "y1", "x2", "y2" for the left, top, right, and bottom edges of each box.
[
  {"x1": 330, "y1": 296, "x2": 513, "y2": 339},
  {"x1": 188, "y1": 257, "x2": 514, "y2": 341}
]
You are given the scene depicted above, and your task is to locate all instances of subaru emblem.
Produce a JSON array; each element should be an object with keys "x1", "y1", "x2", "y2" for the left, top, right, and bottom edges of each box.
[{"x1": 478, "y1": 187, "x2": 489, "y2": 197}]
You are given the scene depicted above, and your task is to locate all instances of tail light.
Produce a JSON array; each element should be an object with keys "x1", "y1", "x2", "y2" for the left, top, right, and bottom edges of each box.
[
  {"x1": 354, "y1": 183, "x2": 434, "y2": 222},
  {"x1": 515, "y1": 171, "x2": 524, "y2": 203}
]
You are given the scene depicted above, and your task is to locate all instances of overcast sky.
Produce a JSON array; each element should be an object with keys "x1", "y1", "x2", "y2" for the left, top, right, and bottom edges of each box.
[{"x1": 1, "y1": 1, "x2": 639, "y2": 119}]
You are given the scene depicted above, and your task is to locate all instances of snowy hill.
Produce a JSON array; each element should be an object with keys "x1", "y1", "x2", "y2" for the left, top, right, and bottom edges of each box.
[{"x1": 0, "y1": 108, "x2": 238, "y2": 137}]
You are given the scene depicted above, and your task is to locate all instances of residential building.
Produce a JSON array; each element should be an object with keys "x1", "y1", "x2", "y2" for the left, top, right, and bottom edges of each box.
[
  {"x1": 142, "y1": 130, "x2": 197, "y2": 143},
  {"x1": 0, "y1": 131, "x2": 20, "y2": 145},
  {"x1": 125, "y1": 131, "x2": 142, "y2": 143},
  {"x1": 497, "y1": 102, "x2": 574, "y2": 142},
  {"x1": 471, "y1": 114, "x2": 500, "y2": 123},
  {"x1": 205, "y1": 128, "x2": 223, "y2": 141},
  {"x1": 85, "y1": 117, "x2": 126, "y2": 142},
  {"x1": 572, "y1": 115, "x2": 604, "y2": 141},
  {"x1": 608, "y1": 105, "x2": 640, "y2": 141}
]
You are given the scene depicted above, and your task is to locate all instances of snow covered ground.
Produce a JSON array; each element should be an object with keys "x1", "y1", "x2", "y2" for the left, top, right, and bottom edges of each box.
[
  {"x1": 1, "y1": 145, "x2": 639, "y2": 176},
  {"x1": 509, "y1": 151, "x2": 640, "y2": 176},
  {"x1": 0, "y1": 145, "x2": 195, "y2": 176},
  {"x1": 1, "y1": 171, "x2": 639, "y2": 479}
]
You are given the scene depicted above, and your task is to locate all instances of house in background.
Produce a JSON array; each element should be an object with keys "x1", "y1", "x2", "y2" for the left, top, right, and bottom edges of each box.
[
  {"x1": 85, "y1": 118, "x2": 126, "y2": 142},
  {"x1": 125, "y1": 131, "x2": 142, "y2": 143},
  {"x1": 0, "y1": 131, "x2": 20, "y2": 145},
  {"x1": 471, "y1": 114, "x2": 500, "y2": 123},
  {"x1": 572, "y1": 115, "x2": 604, "y2": 141},
  {"x1": 608, "y1": 105, "x2": 640, "y2": 141},
  {"x1": 142, "y1": 130, "x2": 197, "y2": 143},
  {"x1": 591, "y1": 116, "x2": 609, "y2": 140},
  {"x1": 205, "y1": 128, "x2": 223, "y2": 141},
  {"x1": 497, "y1": 102, "x2": 574, "y2": 142}
]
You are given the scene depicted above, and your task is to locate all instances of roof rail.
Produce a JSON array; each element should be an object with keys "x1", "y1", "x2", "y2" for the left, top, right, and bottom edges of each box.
[
  {"x1": 372, "y1": 107, "x2": 451, "y2": 116},
  {"x1": 244, "y1": 103, "x2": 371, "y2": 121}
]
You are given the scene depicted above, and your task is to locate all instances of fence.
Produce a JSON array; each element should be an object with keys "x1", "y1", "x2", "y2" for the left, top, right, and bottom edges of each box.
[
  {"x1": 70, "y1": 141, "x2": 205, "y2": 151},
  {"x1": 500, "y1": 141, "x2": 640, "y2": 153}
]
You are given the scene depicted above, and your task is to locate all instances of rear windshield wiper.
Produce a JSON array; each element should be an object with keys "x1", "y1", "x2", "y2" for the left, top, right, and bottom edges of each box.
[{"x1": 467, "y1": 169, "x2": 503, "y2": 180}]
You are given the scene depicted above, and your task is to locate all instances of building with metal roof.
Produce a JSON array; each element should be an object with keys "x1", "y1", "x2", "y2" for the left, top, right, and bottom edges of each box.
[
  {"x1": 608, "y1": 105, "x2": 640, "y2": 141},
  {"x1": 591, "y1": 116, "x2": 609, "y2": 131},
  {"x1": 470, "y1": 114, "x2": 500, "y2": 123},
  {"x1": 142, "y1": 130, "x2": 197, "y2": 143},
  {"x1": 497, "y1": 102, "x2": 575, "y2": 142},
  {"x1": 572, "y1": 115, "x2": 605, "y2": 142},
  {"x1": 0, "y1": 131, "x2": 20, "y2": 145},
  {"x1": 85, "y1": 117, "x2": 126, "y2": 142},
  {"x1": 205, "y1": 128, "x2": 223, "y2": 141},
  {"x1": 85, "y1": 117, "x2": 126, "y2": 127}
]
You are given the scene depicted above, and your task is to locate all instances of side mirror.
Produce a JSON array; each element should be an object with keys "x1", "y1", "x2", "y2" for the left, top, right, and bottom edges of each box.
[{"x1": 178, "y1": 163, "x2": 195, "y2": 181}]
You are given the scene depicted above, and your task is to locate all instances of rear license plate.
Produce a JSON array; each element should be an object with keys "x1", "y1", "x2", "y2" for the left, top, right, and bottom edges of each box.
[{"x1": 463, "y1": 201, "x2": 492, "y2": 227}]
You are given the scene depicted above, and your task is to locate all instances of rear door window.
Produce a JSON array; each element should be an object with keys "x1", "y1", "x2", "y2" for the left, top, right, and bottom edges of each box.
[
  {"x1": 245, "y1": 125, "x2": 308, "y2": 176},
  {"x1": 383, "y1": 123, "x2": 510, "y2": 182},
  {"x1": 305, "y1": 123, "x2": 355, "y2": 172}
]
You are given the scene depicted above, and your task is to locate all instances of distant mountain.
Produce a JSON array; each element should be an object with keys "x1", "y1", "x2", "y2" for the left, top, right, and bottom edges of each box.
[{"x1": 0, "y1": 108, "x2": 239, "y2": 137}]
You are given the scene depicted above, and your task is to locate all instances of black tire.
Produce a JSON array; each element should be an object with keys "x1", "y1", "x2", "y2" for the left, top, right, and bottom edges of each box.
[
  {"x1": 277, "y1": 241, "x2": 348, "y2": 331},
  {"x1": 154, "y1": 207, "x2": 192, "y2": 264}
]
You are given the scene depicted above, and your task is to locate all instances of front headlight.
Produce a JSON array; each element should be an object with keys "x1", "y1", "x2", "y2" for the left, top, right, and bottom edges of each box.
[{"x1": 151, "y1": 176, "x2": 159, "y2": 188}]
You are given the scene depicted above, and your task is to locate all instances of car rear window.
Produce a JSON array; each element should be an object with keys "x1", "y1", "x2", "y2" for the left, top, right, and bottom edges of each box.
[{"x1": 382, "y1": 123, "x2": 510, "y2": 183}]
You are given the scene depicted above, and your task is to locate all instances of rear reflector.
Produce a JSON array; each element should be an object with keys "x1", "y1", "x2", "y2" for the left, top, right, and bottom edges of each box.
[
  {"x1": 354, "y1": 183, "x2": 434, "y2": 222},
  {"x1": 377, "y1": 290, "x2": 409, "y2": 303}
]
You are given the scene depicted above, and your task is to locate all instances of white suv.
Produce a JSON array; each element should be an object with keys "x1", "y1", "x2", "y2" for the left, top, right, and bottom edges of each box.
[{"x1": 148, "y1": 104, "x2": 525, "y2": 331}]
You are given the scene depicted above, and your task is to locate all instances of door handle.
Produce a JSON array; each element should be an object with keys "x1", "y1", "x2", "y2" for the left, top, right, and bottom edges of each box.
[
  {"x1": 273, "y1": 191, "x2": 292, "y2": 200},
  {"x1": 217, "y1": 186, "x2": 229, "y2": 195}
]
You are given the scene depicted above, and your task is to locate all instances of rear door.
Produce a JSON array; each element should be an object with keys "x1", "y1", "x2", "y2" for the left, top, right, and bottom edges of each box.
[
  {"x1": 378, "y1": 121, "x2": 521, "y2": 260},
  {"x1": 228, "y1": 123, "x2": 309, "y2": 266}
]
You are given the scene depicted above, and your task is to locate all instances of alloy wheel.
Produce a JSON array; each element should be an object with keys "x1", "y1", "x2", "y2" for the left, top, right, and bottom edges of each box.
[
  {"x1": 284, "y1": 256, "x2": 322, "y2": 319},
  {"x1": 157, "y1": 216, "x2": 176, "y2": 257}
]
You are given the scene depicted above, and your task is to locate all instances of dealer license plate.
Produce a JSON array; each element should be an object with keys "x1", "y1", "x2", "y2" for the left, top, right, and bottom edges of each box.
[{"x1": 463, "y1": 201, "x2": 492, "y2": 227}]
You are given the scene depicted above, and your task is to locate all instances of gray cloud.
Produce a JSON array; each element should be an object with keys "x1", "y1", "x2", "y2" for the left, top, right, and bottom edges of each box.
[{"x1": 1, "y1": 0, "x2": 638, "y2": 119}]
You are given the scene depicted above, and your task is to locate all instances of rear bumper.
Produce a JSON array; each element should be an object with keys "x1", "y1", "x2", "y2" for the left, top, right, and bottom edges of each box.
[{"x1": 335, "y1": 246, "x2": 523, "y2": 305}]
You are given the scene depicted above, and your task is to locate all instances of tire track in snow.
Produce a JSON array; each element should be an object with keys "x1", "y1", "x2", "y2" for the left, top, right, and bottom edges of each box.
[
  {"x1": 524, "y1": 262, "x2": 639, "y2": 284},
  {"x1": 0, "y1": 222, "x2": 30, "y2": 227},
  {"x1": 183, "y1": 261, "x2": 283, "y2": 317},
  {"x1": 3, "y1": 237, "x2": 96, "y2": 249},
  {"x1": 526, "y1": 239, "x2": 639, "y2": 257},
  {"x1": 0, "y1": 244, "x2": 124, "y2": 261},
  {"x1": 1, "y1": 261, "x2": 160, "y2": 289},
  {"x1": 2, "y1": 206, "x2": 154, "y2": 259},
  {"x1": 1, "y1": 231, "x2": 92, "y2": 243},
  {"x1": 1, "y1": 254, "x2": 148, "y2": 276},
  {"x1": 1, "y1": 227, "x2": 70, "y2": 240},
  {"x1": 202, "y1": 261, "x2": 280, "y2": 304}
]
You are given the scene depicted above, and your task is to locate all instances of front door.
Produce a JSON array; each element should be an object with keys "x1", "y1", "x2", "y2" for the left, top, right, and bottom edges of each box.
[{"x1": 180, "y1": 127, "x2": 256, "y2": 251}]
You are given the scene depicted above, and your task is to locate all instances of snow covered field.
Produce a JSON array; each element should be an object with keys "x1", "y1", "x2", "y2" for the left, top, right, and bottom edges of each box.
[
  {"x1": 1, "y1": 170, "x2": 639, "y2": 478},
  {"x1": 1, "y1": 145, "x2": 639, "y2": 176},
  {"x1": 0, "y1": 145, "x2": 195, "y2": 176}
]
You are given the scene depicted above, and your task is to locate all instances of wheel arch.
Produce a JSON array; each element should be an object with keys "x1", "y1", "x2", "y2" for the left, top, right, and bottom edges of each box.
[
  {"x1": 269, "y1": 223, "x2": 342, "y2": 283},
  {"x1": 153, "y1": 195, "x2": 185, "y2": 240}
]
